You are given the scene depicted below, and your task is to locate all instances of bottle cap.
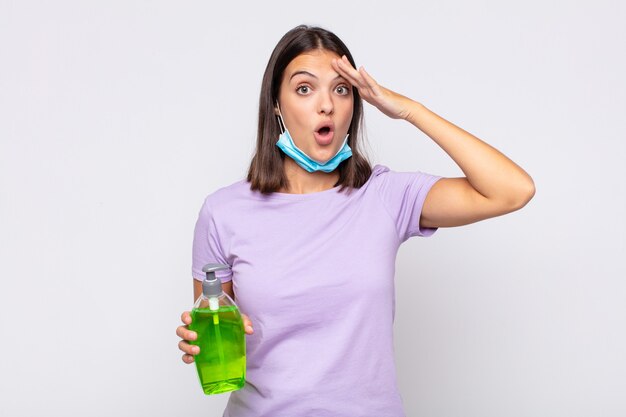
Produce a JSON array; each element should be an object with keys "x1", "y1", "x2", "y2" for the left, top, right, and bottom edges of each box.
[{"x1": 201, "y1": 263, "x2": 229, "y2": 297}]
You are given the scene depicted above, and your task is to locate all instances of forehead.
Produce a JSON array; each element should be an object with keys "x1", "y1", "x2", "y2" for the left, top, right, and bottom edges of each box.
[{"x1": 283, "y1": 49, "x2": 343, "y2": 80}]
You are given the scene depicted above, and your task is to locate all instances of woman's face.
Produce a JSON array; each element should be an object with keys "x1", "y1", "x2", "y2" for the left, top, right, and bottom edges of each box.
[{"x1": 277, "y1": 49, "x2": 354, "y2": 164}]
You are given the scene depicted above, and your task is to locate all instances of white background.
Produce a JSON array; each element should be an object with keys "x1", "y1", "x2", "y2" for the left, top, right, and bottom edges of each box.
[{"x1": 1, "y1": 1, "x2": 625, "y2": 416}]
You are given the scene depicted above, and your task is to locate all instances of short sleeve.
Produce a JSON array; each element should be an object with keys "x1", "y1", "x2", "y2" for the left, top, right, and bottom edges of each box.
[
  {"x1": 372, "y1": 165, "x2": 442, "y2": 242},
  {"x1": 191, "y1": 196, "x2": 233, "y2": 283}
]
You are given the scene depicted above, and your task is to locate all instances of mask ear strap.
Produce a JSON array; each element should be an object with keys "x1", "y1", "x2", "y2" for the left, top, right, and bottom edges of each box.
[{"x1": 275, "y1": 102, "x2": 286, "y2": 134}]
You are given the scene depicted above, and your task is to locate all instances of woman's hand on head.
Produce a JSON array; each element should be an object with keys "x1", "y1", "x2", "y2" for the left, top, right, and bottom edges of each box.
[
  {"x1": 176, "y1": 311, "x2": 254, "y2": 364},
  {"x1": 332, "y1": 55, "x2": 414, "y2": 120}
]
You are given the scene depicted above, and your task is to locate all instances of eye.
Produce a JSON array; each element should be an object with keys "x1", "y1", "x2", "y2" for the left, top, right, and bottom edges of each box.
[
  {"x1": 335, "y1": 85, "x2": 350, "y2": 96},
  {"x1": 296, "y1": 85, "x2": 311, "y2": 95}
]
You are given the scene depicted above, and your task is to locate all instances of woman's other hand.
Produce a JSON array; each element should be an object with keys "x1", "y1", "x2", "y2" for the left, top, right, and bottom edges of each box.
[
  {"x1": 176, "y1": 311, "x2": 254, "y2": 364},
  {"x1": 332, "y1": 55, "x2": 414, "y2": 120}
]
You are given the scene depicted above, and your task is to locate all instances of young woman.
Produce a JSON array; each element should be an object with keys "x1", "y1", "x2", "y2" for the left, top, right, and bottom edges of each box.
[{"x1": 176, "y1": 25, "x2": 534, "y2": 416}]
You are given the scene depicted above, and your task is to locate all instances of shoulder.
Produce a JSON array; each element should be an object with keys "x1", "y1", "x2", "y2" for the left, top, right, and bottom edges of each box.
[
  {"x1": 205, "y1": 178, "x2": 250, "y2": 200},
  {"x1": 366, "y1": 164, "x2": 419, "y2": 188},
  {"x1": 369, "y1": 164, "x2": 440, "y2": 184},
  {"x1": 199, "y1": 179, "x2": 255, "y2": 215},
  {"x1": 363, "y1": 164, "x2": 391, "y2": 187},
  {"x1": 371, "y1": 164, "x2": 391, "y2": 177},
  {"x1": 366, "y1": 164, "x2": 442, "y2": 203}
]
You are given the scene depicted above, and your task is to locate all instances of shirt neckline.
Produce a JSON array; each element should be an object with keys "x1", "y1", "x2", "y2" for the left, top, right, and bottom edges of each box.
[{"x1": 259, "y1": 184, "x2": 343, "y2": 201}]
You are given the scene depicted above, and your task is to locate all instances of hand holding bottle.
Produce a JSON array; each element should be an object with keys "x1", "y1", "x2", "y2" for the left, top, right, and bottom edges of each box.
[{"x1": 177, "y1": 310, "x2": 254, "y2": 363}]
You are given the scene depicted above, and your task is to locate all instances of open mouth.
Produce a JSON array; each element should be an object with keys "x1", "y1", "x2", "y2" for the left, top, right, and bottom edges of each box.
[
  {"x1": 317, "y1": 126, "x2": 331, "y2": 136},
  {"x1": 314, "y1": 124, "x2": 335, "y2": 145}
]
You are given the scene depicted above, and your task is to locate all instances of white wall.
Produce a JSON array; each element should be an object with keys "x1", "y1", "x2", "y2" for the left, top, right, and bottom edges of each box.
[{"x1": 1, "y1": 1, "x2": 624, "y2": 416}]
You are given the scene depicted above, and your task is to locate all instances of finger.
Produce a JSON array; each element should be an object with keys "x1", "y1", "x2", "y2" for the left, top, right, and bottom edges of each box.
[
  {"x1": 181, "y1": 311, "x2": 192, "y2": 325},
  {"x1": 179, "y1": 340, "x2": 200, "y2": 355},
  {"x1": 333, "y1": 57, "x2": 363, "y2": 89},
  {"x1": 175, "y1": 325, "x2": 197, "y2": 341},
  {"x1": 341, "y1": 56, "x2": 372, "y2": 90},
  {"x1": 358, "y1": 66, "x2": 382, "y2": 95},
  {"x1": 182, "y1": 354, "x2": 195, "y2": 364},
  {"x1": 358, "y1": 66, "x2": 376, "y2": 88},
  {"x1": 241, "y1": 313, "x2": 254, "y2": 334},
  {"x1": 331, "y1": 58, "x2": 355, "y2": 86}
]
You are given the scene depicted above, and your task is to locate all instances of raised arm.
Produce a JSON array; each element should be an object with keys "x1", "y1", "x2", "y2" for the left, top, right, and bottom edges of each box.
[
  {"x1": 405, "y1": 102, "x2": 535, "y2": 227},
  {"x1": 332, "y1": 55, "x2": 535, "y2": 228}
]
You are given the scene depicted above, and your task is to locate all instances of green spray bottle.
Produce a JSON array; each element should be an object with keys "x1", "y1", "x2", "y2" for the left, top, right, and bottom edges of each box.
[{"x1": 189, "y1": 263, "x2": 246, "y2": 395}]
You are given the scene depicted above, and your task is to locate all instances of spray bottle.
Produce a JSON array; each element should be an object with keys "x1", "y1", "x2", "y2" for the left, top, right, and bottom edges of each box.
[{"x1": 189, "y1": 263, "x2": 246, "y2": 395}]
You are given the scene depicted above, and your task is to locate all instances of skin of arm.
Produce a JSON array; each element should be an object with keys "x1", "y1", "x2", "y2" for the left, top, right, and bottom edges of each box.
[
  {"x1": 405, "y1": 101, "x2": 536, "y2": 228},
  {"x1": 332, "y1": 55, "x2": 535, "y2": 228}
]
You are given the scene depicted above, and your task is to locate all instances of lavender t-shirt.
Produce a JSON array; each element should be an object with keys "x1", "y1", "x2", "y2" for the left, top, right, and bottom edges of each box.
[{"x1": 191, "y1": 164, "x2": 441, "y2": 417}]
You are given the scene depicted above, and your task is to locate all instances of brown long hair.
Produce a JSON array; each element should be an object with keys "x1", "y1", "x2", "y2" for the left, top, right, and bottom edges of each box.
[{"x1": 247, "y1": 25, "x2": 372, "y2": 194}]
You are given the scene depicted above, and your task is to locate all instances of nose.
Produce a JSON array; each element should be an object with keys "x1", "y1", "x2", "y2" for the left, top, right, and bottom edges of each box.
[{"x1": 318, "y1": 91, "x2": 334, "y2": 115}]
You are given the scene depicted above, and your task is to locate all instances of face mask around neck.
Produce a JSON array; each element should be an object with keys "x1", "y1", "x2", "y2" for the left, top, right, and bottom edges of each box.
[{"x1": 274, "y1": 106, "x2": 352, "y2": 173}]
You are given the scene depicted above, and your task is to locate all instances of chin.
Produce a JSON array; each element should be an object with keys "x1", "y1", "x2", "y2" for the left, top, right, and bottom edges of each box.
[{"x1": 311, "y1": 151, "x2": 336, "y2": 164}]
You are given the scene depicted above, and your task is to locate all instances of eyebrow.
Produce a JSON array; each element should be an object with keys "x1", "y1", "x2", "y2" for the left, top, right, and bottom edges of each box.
[{"x1": 289, "y1": 70, "x2": 345, "y2": 82}]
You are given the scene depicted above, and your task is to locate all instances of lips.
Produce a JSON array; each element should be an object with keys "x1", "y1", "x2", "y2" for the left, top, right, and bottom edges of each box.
[{"x1": 314, "y1": 121, "x2": 335, "y2": 146}]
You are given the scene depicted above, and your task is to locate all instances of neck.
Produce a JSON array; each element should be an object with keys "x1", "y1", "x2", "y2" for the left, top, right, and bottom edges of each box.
[{"x1": 279, "y1": 158, "x2": 340, "y2": 194}]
